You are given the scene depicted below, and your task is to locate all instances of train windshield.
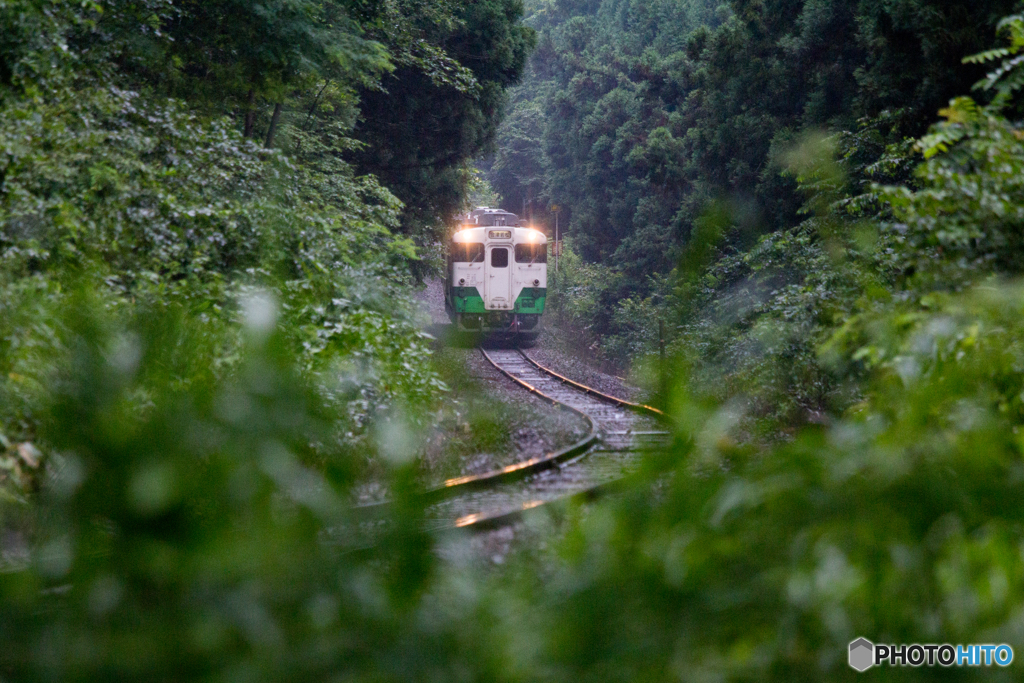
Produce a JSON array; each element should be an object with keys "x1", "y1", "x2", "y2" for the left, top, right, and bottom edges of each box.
[
  {"x1": 451, "y1": 243, "x2": 484, "y2": 263},
  {"x1": 515, "y1": 244, "x2": 547, "y2": 264}
]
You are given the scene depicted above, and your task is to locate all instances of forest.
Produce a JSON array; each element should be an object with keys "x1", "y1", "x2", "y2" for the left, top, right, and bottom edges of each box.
[
  {"x1": 3, "y1": 0, "x2": 1024, "y2": 680},
  {"x1": 490, "y1": 0, "x2": 1024, "y2": 432}
]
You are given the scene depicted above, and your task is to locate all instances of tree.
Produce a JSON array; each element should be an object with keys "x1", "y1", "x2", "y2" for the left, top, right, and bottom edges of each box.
[{"x1": 348, "y1": 0, "x2": 536, "y2": 238}]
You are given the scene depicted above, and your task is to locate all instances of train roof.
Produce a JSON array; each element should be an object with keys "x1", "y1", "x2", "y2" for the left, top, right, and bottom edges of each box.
[
  {"x1": 467, "y1": 206, "x2": 516, "y2": 218},
  {"x1": 451, "y1": 226, "x2": 547, "y2": 244},
  {"x1": 461, "y1": 207, "x2": 523, "y2": 227}
]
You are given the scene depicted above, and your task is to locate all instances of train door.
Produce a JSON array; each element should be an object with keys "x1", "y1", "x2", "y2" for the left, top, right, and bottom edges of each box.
[{"x1": 487, "y1": 246, "x2": 512, "y2": 307}]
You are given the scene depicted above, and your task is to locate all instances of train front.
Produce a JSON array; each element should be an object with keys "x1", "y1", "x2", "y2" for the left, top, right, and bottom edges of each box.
[{"x1": 446, "y1": 211, "x2": 548, "y2": 340}]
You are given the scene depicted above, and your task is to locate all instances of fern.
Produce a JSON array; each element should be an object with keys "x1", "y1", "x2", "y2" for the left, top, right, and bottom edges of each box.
[
  {"x1": 963, "y1": 47, "x2": 1012, "y2": 64},
  {"x1": 965, "y1": 14, "x2": 1024, "y2": 97},
  {"x1": 917, "y1": 97, "x2": 981, "y2": 158},
  {"x1": 996, "y1": 11, "x2": 1024, "y2": 44}
]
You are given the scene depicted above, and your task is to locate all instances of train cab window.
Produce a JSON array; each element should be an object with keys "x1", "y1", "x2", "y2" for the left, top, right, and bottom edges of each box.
[
  {"x1": 451, "y1": 243, "x2": 484, "y2": 263},
  {"x1": 515, "y1": 244, "x2": 547, "y2": 264},
  {"x1": 491, "y1": 248, "x2": 509, "y2": 268}
]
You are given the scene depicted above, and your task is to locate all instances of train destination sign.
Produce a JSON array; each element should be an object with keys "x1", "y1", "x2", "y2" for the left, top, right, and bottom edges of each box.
[{"x1": 489, "y1": 230, "x2": 512, "y2": 240}]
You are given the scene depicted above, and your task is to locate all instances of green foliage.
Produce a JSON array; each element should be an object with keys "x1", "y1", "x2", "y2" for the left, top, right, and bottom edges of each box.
[
  {"x1": 18, "y1": 0, "x2": 532, "y2": 244},
  {"x1": 891, "y1": 107, "x2": 1024, "y2": 281},
  {"x1": 0, "y1": 298, "x2": 470, "y2": 680},
  {"x1": 494, "y1": 27, "x2": 1024, "y2": 680},
  {"x1": 0, "y1": 0, "x2": 460, "y2": 494},
  {"x1": 0, "y1": 2, "x2": 524, "y2": 674},
  {"x1": 674, "y1": 9, "x2": 1024, "y2": 434},
  {"x1": 347, "y1": 0, "x2": 536, "y2": 242},
  {"x1": 9, "y1": 3, "x2": 1024, "y2": 683},
  {"x1": 498, "y1": 282, "x2": 1024, "y2": 681},
  {"x1": 890, "y1": 14, "x2": 1024, "y2": 284},
  {"x1": 489, "y1": 0, "x2": 1021, "y2": 363},
  {"x1": 0, "y1": 0, "x2": 532, "y2": 678},
  {"x1": 490, "y1": 98, "x2": 547, "y2": 212},
  {"x1": 964, "y1": 11, "x2": 1024, "y2": 98}
]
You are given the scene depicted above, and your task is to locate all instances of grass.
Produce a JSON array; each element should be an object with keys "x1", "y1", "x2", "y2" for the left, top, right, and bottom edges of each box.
[{"x1": 421, "y1": 346, "x2": 587, "y2": 485}]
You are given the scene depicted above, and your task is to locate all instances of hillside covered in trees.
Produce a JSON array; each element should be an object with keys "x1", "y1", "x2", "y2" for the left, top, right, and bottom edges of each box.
[
  {"x1": 495, "y1": 0, "x2": 1018, "y2": 264},
  {"x1": 490, "y1": 0, "x2": 1024, "y2": 427},
  {"x1": 5, "y1": 0, "x2": 1024, "y2": 681},
  {"x1": 0, "y1": 0, "x2": 533, "y2": 467}
]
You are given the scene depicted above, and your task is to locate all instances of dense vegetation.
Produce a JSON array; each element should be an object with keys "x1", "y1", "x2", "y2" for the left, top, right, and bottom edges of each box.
[
  {"x1": 5, "y1": 0, "x2": 1024, "y2": 681},
  {"x1": 491, "y1": 0, "x2": 1020, "y2": 359},
  {"x1": 0, "y1": 2, "x2": 527, "y2": 676},
  {"x1": 0, "y1": 0, "x2": 535, "y2": 494}
]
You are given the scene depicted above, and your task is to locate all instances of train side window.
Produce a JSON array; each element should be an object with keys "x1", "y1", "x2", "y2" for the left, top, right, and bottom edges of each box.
[
  {"x1": 451, "y1": 243, "x2": 484, "y2": 263},
  {"x1": 515, "y1": 244, "x2": 547, "y2": 264},
  {"x1": 491, "y1": 248, "x2": 509, "y2": 268}
]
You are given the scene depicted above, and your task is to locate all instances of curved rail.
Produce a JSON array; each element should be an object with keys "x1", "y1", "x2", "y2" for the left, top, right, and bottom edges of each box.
[
  {"x1": 352, "y1": 348, "x2": 600, "y2": 518},
  {"x1": 517, "y1": 351, "x2": 667, "y2": 421},
  {"x1": 443, "y1": 348, "x2": 670, "y2": 531},
  {"x1": 351, "y1": 346, "x2": 668, "y2": 530},
  {"x1": 433, "y1": 347, "x2": 600, "y2": 494}
]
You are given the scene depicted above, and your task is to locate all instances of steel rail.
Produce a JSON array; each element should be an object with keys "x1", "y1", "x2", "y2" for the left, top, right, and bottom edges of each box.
[
  {"x1": 351, "y1": 347, "x2": 600, "y2": 519},
  {"x1": 447, "y1": 347, "x2": 667, "y2": 530},
  {"x1": 517, "y1": 350, "x2": 667, "y2": 421},
  {"x1": 351, "y1": 346, "x2": 668, "y2": 531},
  {"x1": 436, "y1": 347, "x2": 600, "y2": 491},
  {"x1": 450, "y1": 480, "x2": 618, "y2": 530}
]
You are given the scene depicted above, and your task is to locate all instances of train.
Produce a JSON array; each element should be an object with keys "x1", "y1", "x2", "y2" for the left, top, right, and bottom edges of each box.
[{"x1": 444, "y1": 208, "x2": 548, "y2": 341}]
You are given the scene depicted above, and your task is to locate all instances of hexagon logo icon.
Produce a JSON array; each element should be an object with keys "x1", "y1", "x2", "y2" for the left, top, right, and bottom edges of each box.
[{"x1": 849, "y1": 638, "x2": 875, "y2": 672}]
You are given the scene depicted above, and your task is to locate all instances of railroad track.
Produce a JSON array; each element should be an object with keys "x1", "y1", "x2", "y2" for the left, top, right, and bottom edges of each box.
[
  {"x1": 349, "y1": 348, "x2": 668, "y2": 535},
  {"x1": 430, "y1": 348, "x2": 668, "y2": 530}
]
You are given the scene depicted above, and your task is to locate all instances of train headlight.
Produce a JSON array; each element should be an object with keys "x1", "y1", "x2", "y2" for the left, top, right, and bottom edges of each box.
[
  {"x1": 459, "y1": 278, "x2": 466, "y2": 285},
  {"x1": 533, "y1": 279, "x2": 540, "y2": 287}
]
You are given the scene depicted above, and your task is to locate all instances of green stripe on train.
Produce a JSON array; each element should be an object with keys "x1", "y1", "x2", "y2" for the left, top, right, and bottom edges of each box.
[
  {"x1": 451, "y1": 287, "x2": 486, "y2": 313},
  {"x1": 514, "y1": 288, "x2": 546, "y2": 314},
  {"x1": 451, "y1": 287, "x2": 547, "y2": 314}
]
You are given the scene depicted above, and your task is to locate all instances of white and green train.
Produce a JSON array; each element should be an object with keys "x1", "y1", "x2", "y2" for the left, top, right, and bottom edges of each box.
[{"x1": 444, "y1": 208, "x2": 548, "y2": 340}]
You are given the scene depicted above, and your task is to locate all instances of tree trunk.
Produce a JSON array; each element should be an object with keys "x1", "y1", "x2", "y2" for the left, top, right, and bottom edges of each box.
[
  {"x1": 304, "y1": 80, "x2": 330, "y2": 130},
  {"x1": 264, "y1": 103, "x2": 283, "y2": 149},
  {"x1": 243, "y1": 89, "x2": 256, "y2": 138}
]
